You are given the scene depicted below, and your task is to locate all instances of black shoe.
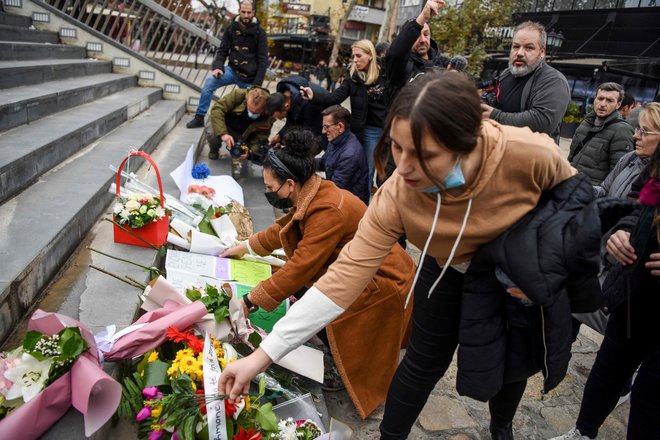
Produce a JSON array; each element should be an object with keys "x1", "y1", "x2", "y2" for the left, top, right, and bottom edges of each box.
[
  {"x1": 490, "y1": 421, "x2": 513, "y2": 440},
  {"x1": 186, "y1": 114, "x2": 204, "y2": 129},
  {"x1": 208, "y1": 150, "x2": 219, "y2": 160}
]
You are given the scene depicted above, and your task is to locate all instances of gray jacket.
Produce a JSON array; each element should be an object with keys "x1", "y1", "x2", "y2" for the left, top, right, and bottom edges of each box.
[
  {"x1": 568, "y1": 111, "x2": 634, "y2": 185},
  {"x1": 594, "y1": 151, "x2": 649, "y2": 199},
  {"x1": 490, "y1": 61, "x2": 570, "y2": 143}
]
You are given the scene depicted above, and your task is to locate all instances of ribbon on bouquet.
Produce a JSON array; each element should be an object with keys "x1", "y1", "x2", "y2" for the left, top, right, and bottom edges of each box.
[{"x1": 203, "y1": 333, "x2": 228, "y2": 440}]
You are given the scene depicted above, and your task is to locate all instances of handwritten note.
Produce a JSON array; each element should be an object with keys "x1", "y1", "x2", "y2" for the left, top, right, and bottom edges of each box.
[
  {"x1": 166, "y1": 249, "x2": 216, "y2": 277},
  {"x1": 234, "y1": 283, "x2": 287, "y2": 333},
  {"x1": 229, "y1": 259, "x2": 271, "y2": 285}
]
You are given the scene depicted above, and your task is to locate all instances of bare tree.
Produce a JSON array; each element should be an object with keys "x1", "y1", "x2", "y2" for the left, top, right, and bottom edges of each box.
[
  {"x1": 329, "y1": 0, "x2": 358, "y2": 65},
  {"x1": 378, "y1": 0, "x2": 400, "y2": 43}
]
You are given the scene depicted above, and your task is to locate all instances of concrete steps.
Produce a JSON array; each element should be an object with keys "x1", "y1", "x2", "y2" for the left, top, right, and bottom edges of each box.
[
  {"x1": 0, "y1": 9, "x2": 187, "y2": 349},
  {"x1": 0, "y1": 40, "x2": 86, "y2": 60},
  {"x1": 0, "y1": 99, "x2": 186, "y2": 342},
  {"x1": 0, "y1": 58, "x2": 112, "y2": 89},
  {"x1": 0, "y1": 22, "x2": 59, "y2": 43},
  {"x1": 0, "y1": 86, "x2": 163, "y2": 203},
  {"x1": 0, "y1": 72, "x2": 138, "y2": 132}
]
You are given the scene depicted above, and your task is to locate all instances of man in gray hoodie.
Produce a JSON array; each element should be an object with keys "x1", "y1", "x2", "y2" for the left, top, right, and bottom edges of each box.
[{"x1": 481, "y1": 21, "x2": 570, "y2": 144}]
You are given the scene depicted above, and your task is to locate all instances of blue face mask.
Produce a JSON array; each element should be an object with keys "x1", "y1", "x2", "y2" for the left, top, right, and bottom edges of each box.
[
  {"x1": 247, "y1": 110, "x2": 261, "y2": 120},
  {"x1": 422, "y1": 158, "x2": 465, "y2": 193}
]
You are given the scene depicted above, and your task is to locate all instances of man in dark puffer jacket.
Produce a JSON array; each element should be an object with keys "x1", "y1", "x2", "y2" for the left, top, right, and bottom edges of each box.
[
  {"x1": 457, "y1": 174, "x2": 634, "y2": 410},
  {"x1": 568, "y1": 82, "x2": 634, "y2": 185}
]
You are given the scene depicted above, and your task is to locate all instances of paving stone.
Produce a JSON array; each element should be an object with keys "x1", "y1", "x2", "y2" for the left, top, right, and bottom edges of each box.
[{"x1": 419, "y1": 395, "x2": 479, "y2": 431}]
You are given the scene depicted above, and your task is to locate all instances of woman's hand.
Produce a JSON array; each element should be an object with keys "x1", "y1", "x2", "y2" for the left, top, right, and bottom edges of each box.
[
  {"x1": 645, "y1": 253, "x2": 660, "y2": 278},
  {"x1": 606, "y1": 230, "x2": 637, "y2": 265},
  {"x1": 219, "y1": 348, "x2": 272, "y2": 402},
  {"x1": 221, "y1": 242, "x2": 248, "y2": 258},
  {"x1": 300, "y1": 86, "x2": 314, "y2": 101}
]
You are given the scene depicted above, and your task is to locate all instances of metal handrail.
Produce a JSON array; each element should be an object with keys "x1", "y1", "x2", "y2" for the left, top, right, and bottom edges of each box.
[{"x1": 44, "y1": 0, "x2": 235, "y2": 87}]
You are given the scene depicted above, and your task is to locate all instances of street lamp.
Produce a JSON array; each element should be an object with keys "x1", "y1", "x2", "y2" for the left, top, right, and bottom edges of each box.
[{"x1": 546, "y1": 29, "x2": 564, "y2": 64}]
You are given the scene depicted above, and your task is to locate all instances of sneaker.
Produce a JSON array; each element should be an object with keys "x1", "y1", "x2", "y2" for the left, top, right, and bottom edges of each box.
[
  {"x1": 186, "y1": 114, "x2": 204, "y2": 129},
  {"x1": 549, "y1": 427, "x2": 595, "y2": 440}
]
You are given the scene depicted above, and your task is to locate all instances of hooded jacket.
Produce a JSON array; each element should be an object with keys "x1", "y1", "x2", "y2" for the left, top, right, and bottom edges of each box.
[
  {"x1": 317, "y1": 131, "x2": 370, "y2": 204},
  {"x1": 490, "y1": 61, "x2": 570, "y2": 143},
  {"x1": 568, "y1": 110, "x2": 635, "y2": 185},
  {"x1": 258, "y1": 121, "x2": 578, "y2": 368},
  {"x1": 212, "y1": 16, "x2": 268, "y2": 85},
  {"x1": 458, "y1": 174, "x2": 635, "y2": 401},
  {"x1": 275, "y1": 76, "x2": 325, "y2": 141},
  {"x1": 246, "y1": 175, "x2": 415, "y2": 418}
]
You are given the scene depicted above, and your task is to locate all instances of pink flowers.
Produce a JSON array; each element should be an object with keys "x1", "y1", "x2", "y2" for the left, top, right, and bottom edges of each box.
[
  {"x1": 142, "y1": 386, "x2": 163, "y2": 400},
  {"x1": 136, "y1": 406, "x2": 152, "y2": 422},
  {"x1": 188, "y1": 184, "x2": 216, "y2": 200}
]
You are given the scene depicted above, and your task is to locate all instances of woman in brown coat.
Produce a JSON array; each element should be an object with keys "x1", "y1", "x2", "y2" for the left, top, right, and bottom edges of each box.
[{"x1": 221, "y1": 128, "x2": 415, "y2": 418}]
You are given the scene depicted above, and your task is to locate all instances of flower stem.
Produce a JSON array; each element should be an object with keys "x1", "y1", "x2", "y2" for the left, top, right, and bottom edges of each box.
[
  {"x1": 89, "y1": 265, "x2": 144, "y2": 290},
  {"x1": 125, "y1": 275, "x2": 147, "y2": 290},
  {"x1": 88, "y1": 247, "x2": 162, "y2": 276}
]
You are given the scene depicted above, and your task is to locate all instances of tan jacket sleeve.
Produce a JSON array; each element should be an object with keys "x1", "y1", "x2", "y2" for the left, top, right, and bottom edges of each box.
[
  {"x1": 249, "y1": 203, "x2": 350, "y2": 312},
  {"x1": 534, "y1": 137, "x2": 578, "y2": 191},
  {"x1": 248, "y1": 224, "x2": 283, "y2": 256},
  {"x1": 314, "y1": 181, "x2": 405, "y2": 310}
]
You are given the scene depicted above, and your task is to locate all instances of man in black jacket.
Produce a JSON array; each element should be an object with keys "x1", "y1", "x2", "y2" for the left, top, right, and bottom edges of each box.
[
  {"x1": 187, "y1": 1, "x2": 269, "y2": 128},
  {"x1": 385, "y1": 0, "x2": 448, "y2": 98}
]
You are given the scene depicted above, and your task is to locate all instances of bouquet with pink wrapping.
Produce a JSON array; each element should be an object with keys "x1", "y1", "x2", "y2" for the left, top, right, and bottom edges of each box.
[
  {"x1": 100, "y1": 300, "x2": 209, "y2": 362},
  {"x1": 0, "y1": 310, "x2": 122, "y2": 439}
]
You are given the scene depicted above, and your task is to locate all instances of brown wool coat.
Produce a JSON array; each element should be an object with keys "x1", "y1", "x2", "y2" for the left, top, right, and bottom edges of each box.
[{"x1": 248, "y1": 175, "x2": 415, "y2": 418}]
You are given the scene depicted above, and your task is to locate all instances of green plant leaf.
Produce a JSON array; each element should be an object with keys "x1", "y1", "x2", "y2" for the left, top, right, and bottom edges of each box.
[
  {"x1": 186, "y1": 288, "x2": 202, "y2": 302},
  {"x1": 259, "y1": 375, "x2": 266, "y2": 396},
  {"x1": 213, "y1": 306, "x2": 229, "y2": 322},
  {"x1": 58, "y1": 328, "x2": 87, "y2": 358},
  {"x1": 248, "y1": 332, "x2": 262, "y2": 348},
  {"x1": 255, "y1": 402, "x2": 279, "y2": 431},
  {"x1": 22, "y1": 331, "x2": 43, "y2": 352},
  {"x1": 143, "y1": 360, "x2": 170, "y2": 387}
]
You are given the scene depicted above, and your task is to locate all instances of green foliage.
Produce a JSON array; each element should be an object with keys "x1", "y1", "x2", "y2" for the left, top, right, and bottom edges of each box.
[
  {"x1": 143, "y1": 360, "x2": 171, "y2": 388},
  {"x1": 563, "y1": 101, "x2": 585, "y2": 124},
  {"x1": 428, "y1": 0, "x2": 522, "y2": 76},
  {"x1": 118, "y1": 371, "x2": 146, "y2": 418},
  {"x1": 255, "y1": 402, "x2": 278, "y2": 431},
  {"x1": 185, "y1": 284, "x2": 232, "y2": 323},
  {"x1": 194, "y1": 203, "x2": 233, "y2": 237}
]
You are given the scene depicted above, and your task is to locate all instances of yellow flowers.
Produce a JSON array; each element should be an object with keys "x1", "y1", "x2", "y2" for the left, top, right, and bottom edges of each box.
[
  {"x1": 151, "y1": 405, "x2": 163, "y2": 419},
  {"x1": 166, "y1": 348, "x2": 204, "y2": 382},
  {"x1": 147, "y1": 351, "x2": 159, "y2": 363}
]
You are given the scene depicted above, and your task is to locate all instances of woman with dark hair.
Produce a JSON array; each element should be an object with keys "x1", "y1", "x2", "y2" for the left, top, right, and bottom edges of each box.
[
  {"x1": 220, "y1": 72, "x2": 579, "y2": 438},
  {"x1": 221, "y1": 128, "x2": 416, "y2": 419}
]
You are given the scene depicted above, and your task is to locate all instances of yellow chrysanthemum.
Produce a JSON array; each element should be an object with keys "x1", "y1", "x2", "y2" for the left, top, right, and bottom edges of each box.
[
  {"x1": 151, "y1": 405, "x2": 163, "y2": 419},
  {"x1": 219, "y1": 358, "x2": 227, "y2": 369},
  {"x1": 180, "y1": 355, "x2": 197, "y2": 369},
  {"x1": 147, "y1": 351, "x2": 159, "y2": 363},
  {"x1": 245, "y1": 395, "x2": 251, "y2": 411},
  {"x1": 191, "y1": 381, "x2": 197, "y2": 391},
  {"x1": 150, "y1": 423, "x2": 163, "y2": 431}
]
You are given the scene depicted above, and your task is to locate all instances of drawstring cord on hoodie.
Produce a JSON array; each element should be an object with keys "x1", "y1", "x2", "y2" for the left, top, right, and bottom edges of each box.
[{"x1": 404, "y1": 193, "x2": 473, "y2": 308}]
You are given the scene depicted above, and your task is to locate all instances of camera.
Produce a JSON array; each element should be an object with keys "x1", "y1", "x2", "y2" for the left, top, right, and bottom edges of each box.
[
  {"x1": 247, "y1": 141, "x2": 270, "y2": 166},
  {"x1": 229, "y1": 140, "x2": 249, "y2": 158},
  {"x1": 478, "y1": 79, "x2": 498, "y2": 107}
]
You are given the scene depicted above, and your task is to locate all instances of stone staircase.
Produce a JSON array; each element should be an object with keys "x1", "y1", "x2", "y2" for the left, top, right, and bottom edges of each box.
[{"x1": 0, "y1": 9, "x2": 189, "y2": 346}]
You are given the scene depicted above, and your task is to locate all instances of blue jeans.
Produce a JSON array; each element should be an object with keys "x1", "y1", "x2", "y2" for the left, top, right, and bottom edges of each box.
[
  {"x1": 362, "y1": 125, "x2": 383, "y2": 188},
  {"x1": 196, "y1": 65, "x2": 252, "y2": 116}
]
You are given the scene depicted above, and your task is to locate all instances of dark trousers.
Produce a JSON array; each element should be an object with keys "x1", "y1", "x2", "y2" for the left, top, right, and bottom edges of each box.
[
  {"x1": 576, "y1": 299, "x2": 660, "y2": 439},
  {"x1": 379, "y1": 256, "x2": 526, "y2": 439}
]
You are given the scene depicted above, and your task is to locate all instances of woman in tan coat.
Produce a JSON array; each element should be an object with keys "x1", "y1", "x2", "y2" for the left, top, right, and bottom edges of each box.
[{"x1": 221, "y1": 128, "x2": 415, "y2": 419}]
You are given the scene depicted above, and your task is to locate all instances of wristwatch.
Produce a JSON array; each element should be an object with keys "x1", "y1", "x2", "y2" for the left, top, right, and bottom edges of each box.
[{"x1": 242, "y1": 294, "x2": 259, "y2": 313}]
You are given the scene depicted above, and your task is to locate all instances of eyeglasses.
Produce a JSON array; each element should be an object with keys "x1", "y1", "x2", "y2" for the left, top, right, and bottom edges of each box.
[
  {"x1": 635, "y1": 127, "x2": 660, "y2": 137},
  {"x1": 322, "y1": 122, "x2": 340, "y2": 130}
]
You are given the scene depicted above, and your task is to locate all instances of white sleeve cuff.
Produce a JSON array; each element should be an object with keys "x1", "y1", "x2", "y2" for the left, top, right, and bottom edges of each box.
[
  {"x1": 245, "y1": 240, "x2": 257, "y2": 256},
  {"x1": 259, "y1": 286, "x2": 345, "y2": 363}
]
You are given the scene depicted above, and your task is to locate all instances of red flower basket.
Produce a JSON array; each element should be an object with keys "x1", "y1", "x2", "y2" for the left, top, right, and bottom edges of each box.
[{"x1": 113, "y1": 151, "x2": 169, "y2": 248}]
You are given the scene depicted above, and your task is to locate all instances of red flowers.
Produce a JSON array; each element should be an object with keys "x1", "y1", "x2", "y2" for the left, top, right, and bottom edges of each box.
[
  {"x1": 166, "y1": 327, "x2": 204, "y2": 354},
  {"x1": 233, "y1": 427, "x2": 263, "y2": 440},
  {"x1": 225, "y1": 400, "x2": 237, "y2": 418},
  {"x1": 195, "y1": 390, "x2": 207, "y2": 415}
]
